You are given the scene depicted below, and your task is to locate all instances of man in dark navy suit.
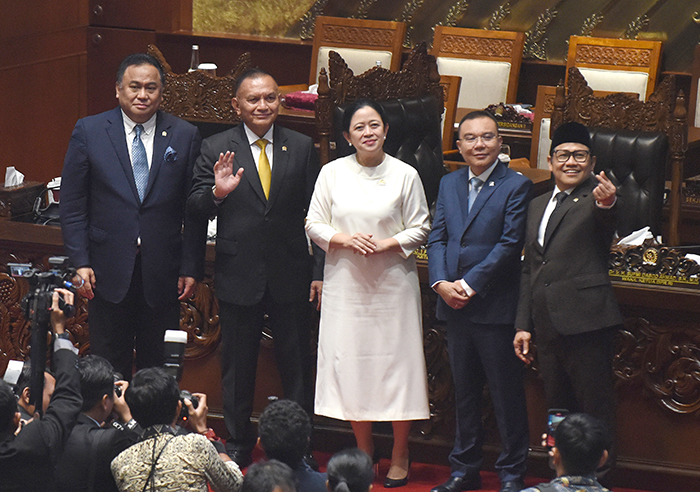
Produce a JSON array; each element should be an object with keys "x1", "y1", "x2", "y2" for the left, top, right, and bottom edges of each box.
[
  {"x1": 428, "y1": 111, "x2": 531, "y2": 492},
  {"x1": 60, "y1": 53, "x2": 204, "y2": 379},
  {"x1": 188, "y1": 68, "x2": 322, "y2": 467}
]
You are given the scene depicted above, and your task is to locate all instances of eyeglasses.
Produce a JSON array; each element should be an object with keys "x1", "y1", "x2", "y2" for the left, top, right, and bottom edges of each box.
[
  {"x1": 461, "y1": 133, "x2": 497, "y2": 145},
  {"x1": 553, "y1": 150, "x2": 590, "y2": 163}
]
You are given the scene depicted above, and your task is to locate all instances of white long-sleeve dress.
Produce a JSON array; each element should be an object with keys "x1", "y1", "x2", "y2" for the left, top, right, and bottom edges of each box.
[{"x1": 306, "y1": 153, "x2": 431, "y2": 421}]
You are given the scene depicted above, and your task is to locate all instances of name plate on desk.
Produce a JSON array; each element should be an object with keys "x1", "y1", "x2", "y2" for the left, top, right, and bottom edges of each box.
[
  {"x1": 609, "y1": 242, "x2": 700, "y2": 289},
  {"x1": 609, "y1": 269, "x2": 700, "y2": 288}
]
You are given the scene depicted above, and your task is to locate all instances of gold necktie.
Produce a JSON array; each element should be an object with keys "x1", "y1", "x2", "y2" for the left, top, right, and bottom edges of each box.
[{"x1": 255, "y1": 139, "x2": 271, "y2": 198}]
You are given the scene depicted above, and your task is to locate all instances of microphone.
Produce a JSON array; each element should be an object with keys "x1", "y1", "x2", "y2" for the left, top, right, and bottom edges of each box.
[{"x1": 163, "y1": 330, "x2": 188, "y2": 381}]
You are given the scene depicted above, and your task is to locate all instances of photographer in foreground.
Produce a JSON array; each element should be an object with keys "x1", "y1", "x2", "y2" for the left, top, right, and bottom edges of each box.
[
  {"x1": 521, "y1": 413, "x2": 610, "y2": 492},
  {"x1": 0, "y1": 288, "x2": 80, "y2": 492},
  {"x1": 55, "y1": 355, "x2": 140, "y2": 492},
  {"x1": 111, "y1": 367, "x2": 243, "y2": 492}
]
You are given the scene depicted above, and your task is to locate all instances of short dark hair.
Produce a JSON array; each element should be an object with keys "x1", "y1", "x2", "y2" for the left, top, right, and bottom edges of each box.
[
  {"x1": 0, "y1": 379, "x2": 17, "y2": 435},
  {"x1": 554, "y1": 413, "x2": 610, "y2": 476},
  {"x1": 258, "y1": 399, "x2": 310, "y2": 466},
  {"x1": 458, "y1": 110, "x2": 500, "y2": 135},
  {"x1": 341, "y1": 98, "x2": 387, "y2": 133},
  {"x1": 235, "y1": 68, "x2": 277, "y2": 95},
  {"x1": 77, "y1": 355, "x2": 115, "y2": 412},
  {"x1": 326, "y1": 448, "x2": 374, "y2": 492},
  {"x1": 116, "y1": 53, "x2": 165, "y2": 87},
  {"x1": 12, "y1": 361, "x2": 32, "y2": 398},
  {"x1": 241, "y1": 460, "x2": 297, "y2": 492},
  {"x1": 124, "y1": 367, "x2": 179, "y2": 428}
]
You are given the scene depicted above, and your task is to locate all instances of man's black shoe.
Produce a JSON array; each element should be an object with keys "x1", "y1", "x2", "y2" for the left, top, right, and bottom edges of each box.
[
  {"x1": 430, "y1": 475, "x2": 482, "y2": 492},
  {"x1": 499, "y1": 480, "x2": 525, "y2": 492},
  {"x1": 225, "y1": 446, "x2": 253, "y2": 469}
]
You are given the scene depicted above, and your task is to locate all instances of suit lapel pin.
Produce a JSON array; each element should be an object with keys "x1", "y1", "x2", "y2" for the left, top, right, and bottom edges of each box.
[
  {"x1": 573, "y1": 198, "x2": 579, "y2": 202},
  {"x1": 488, "y1": 181, "x2": 494, "y2": 186},
  {"x1": 162, "y1": 131, "x2": 167, "y2": 137},
  {"x1": 282, "y1": 146, "x2": 287, "y2": 152}
]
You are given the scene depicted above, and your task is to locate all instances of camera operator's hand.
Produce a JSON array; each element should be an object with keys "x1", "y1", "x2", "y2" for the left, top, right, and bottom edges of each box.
[
  {"x1": 113, "y1": 380, "x2": 132, "y2": 423},
  {"x1": 75, "y1": 267, "x2": 95, "y2": 299},
  {"x1": 184, "y1": 392, "x2": 208, "y2": 434},
  {"x1": 51, "y1": 288, "x2": 74, "y2": 334}
]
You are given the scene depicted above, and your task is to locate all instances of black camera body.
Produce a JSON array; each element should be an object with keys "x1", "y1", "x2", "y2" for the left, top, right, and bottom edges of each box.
[{"x1": 179, "y1": 390, "x2": 199, "y2": 420}]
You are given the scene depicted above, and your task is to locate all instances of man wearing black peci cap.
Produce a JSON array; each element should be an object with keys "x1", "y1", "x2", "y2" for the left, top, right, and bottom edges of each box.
[{"x1": 513, "y1": 121, "x2": 622, "y2": 473}]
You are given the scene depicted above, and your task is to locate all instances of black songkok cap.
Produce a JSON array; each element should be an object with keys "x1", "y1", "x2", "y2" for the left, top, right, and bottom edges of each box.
[{"x1": 550, "y1": 121, "x2": 591, "y2": 155}]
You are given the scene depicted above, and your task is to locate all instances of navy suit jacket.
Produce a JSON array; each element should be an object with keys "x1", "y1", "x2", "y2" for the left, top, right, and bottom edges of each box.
[
  {"x1": 60, "y1": 107, "x2": 204, "y2": 307},
  {"x1": 187, "y1": 123, "x2": 322, "y2": 306},
  {"x1": 427, "y1": 161, "x2": 532, "y2": 324}
]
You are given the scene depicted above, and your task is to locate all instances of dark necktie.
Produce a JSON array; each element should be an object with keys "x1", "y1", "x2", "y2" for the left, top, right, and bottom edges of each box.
[
  {"x1": 545, "y1": 191, "x2": 568, "y2": 241},
  {"x1": 132, "y1": 124, "x2": 149, "y2": 201}
]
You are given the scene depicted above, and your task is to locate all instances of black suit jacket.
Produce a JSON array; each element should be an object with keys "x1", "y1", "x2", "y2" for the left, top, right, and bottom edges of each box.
[
  {"x1": 0, "y1": 348, "x2": 81, "y2": 492},
  {"x1": 60, "y1": 108, "x2": 204, "y2": 306},
  {"x1": 54, "y1": 414, "x2": 138, "y2": 492},
  {"x1": 515, "y1": 176, "x2": 623, "y2": 341},
  {"x1": 188, "y1": 124, "x2": 322, "y2": 306}
]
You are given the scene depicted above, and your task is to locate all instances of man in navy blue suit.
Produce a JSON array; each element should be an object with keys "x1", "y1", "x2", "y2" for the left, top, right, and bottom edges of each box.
[
  {"x1": 60, "y1": 53, "x2": 204, "y2": 379},
  {"x1": 427, "y1": 111, "x2": 531, "y2": 492}
]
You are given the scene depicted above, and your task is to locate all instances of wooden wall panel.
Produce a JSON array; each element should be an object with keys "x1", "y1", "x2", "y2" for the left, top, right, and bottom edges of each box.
[
  {"x1": 0, "y1": 43, "x2": 86, "y2": 184},
  {"x1": 155, "y1": 32, "x2": 312, "y2": 87},
  {"x1": 0, "y1": 0, "x2": 88, "y2": 40}
]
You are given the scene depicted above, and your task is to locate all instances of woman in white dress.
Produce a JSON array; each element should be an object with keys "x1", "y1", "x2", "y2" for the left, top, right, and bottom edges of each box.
[{"x1": 306, "y1": 99, "x2": 431, "y2": 487}]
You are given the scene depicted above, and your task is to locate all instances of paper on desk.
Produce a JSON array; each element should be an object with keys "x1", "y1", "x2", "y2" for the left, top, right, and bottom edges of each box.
[
  {"x1": 4, "y1": 166, "x2": 24, "y2": 187},
  {"x1": 304, "y1": 84, "x2": 319, "y2": 95},
  {"x1": 686, "y1": 254, "x2": 700, "y2": 266},
  {"x1": 618, "y1": 226, "x2": 653, "y2": 246}
]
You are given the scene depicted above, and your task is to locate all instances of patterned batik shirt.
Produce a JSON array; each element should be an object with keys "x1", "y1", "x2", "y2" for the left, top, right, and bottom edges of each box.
[
  {"x1": 522, "y1": 476, "x2": 610, "y2": 492},
  {"x1": 111, "y1": 429, "x2": 242, "y2": 492}
]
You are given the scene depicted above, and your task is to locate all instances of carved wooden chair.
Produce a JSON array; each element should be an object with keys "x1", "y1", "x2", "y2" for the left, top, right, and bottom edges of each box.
[
  {"x1": 147, "y1": 44, "x2": 250, "y2": 138},
  {"x1": 551, "y1": 67, "x2": 687, "y2": 245},
  {"x1": 308, "y1": 16, "x2": 407, "y2": 87},
  {"x1": 530, "y1": 85, "x2": 558, "y2": 170},
  {"x1": 439, "y1": 75, "x2": 461, "y2": 152},
  {"x1": 566, "y1": 36, "x2": 663, "y2": 102},
  {"x1": 315, "y1": 43, "x2": 445, "y2": 206},
  {"x1": 431, "y1": 26, "x2": 524, "y2": 112},
  {"x1": 689, "y1": 43, "x2": 700, "y2": 128}
]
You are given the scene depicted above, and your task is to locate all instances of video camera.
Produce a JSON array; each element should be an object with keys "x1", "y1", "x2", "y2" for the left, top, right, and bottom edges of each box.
[{"x1": 8, "y1": 256, "x2": 76, "y2": 415}]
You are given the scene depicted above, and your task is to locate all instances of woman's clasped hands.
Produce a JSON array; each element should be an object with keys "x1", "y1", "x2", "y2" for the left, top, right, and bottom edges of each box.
[{"x1": 343, "y1": 232, "x2": 396, "y2": 255}]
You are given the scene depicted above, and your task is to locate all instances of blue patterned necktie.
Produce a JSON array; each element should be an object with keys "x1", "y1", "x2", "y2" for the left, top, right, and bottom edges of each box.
[
  {"x1": 468, "y1": 177, "x2": 483, "y2": 211},
  {"x1": 132, "y1": 124, "x2": 149, "y2": 201}
]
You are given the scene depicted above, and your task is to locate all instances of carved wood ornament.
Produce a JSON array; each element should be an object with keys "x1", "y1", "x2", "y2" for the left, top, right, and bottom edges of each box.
[{"x1": 147, "y1": 45, "x2": 250, "y2": 125}]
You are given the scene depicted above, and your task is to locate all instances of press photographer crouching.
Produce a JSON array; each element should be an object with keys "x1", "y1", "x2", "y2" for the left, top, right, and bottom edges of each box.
[
  {"x1": 0, "y1": 288, "x2": 80, "y2": 492},
  {"x1": 110, "y1": 366, "x2": 243, "y2": 492},
  {"x1": 11, "y1": 359, "x2": 56, "y2": 423},
  {"x1": 54, "y1": 355, "x2": 140, "y2": 492}
]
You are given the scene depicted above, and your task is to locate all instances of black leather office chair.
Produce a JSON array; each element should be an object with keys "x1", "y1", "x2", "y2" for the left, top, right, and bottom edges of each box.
[
  {"x1": 589, "y1": 128, "x2": 668, "y2": 238},
  {"x1": 333, "y1": 95, "x2": 445, "y2": 208}
]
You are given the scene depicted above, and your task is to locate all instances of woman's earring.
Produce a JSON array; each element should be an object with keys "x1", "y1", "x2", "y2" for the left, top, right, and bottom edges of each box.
[{"x1": 348, "y1": 142, "x2": 353, "y2": 146}]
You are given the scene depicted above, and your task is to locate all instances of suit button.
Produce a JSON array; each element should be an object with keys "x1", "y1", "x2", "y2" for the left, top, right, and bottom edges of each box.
[
  {"x1": 461, "y1": 241, "x2": 466, "y2": 247},
  {"x1": 264, "y1": 217, "x2": 270, "y2": 222},
  {"x1": 545, "y1": 282, "x2": 550, "y2": 287},
  {"x1": 542, "y1": 260, "x2": 547, "y2": 265}
]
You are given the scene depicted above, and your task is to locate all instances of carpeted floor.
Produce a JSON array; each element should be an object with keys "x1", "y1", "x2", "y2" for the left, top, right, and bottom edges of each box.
[{"x1": 242, "y1": 449, "x2": 651, "y2": 492}]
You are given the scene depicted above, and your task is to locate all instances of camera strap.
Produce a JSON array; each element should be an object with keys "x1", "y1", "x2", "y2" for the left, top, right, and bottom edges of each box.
[{"x1": 140, "y1": 425, "x2": 178, "y2": 492}]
